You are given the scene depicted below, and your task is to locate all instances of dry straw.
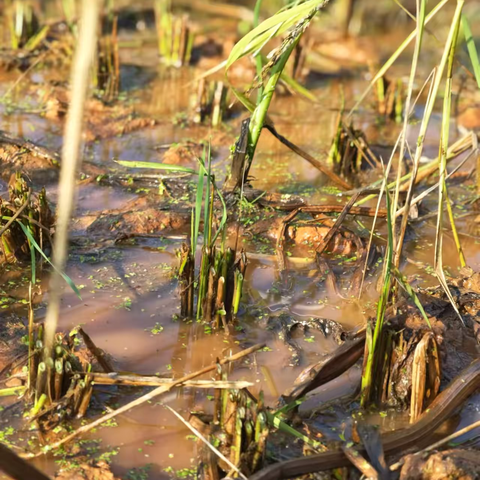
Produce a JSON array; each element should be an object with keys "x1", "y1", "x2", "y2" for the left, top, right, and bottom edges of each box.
[{"x1": 43, "y1": 0, "x2": 101, "y2": 360}]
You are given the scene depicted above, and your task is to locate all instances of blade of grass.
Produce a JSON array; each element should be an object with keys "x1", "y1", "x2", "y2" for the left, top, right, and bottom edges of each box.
[
  {"x1": 115, "y1": 160, "x2": 198, "y2": 174},
  {"x1": 245, "y1": 6, "x2": 322, "y2": 177},
  {"x1": 361, "y1": 184, "x2": 393, "y2": 406},
  {"x1": 202, "y1": 145, "x2": 212, "y2": 246},
  {"x1": 434, "y1": 1, "x2": 465, "y2": 324},
  {"x1": 226, "y1": 0, "x2": 325, "y2": 71},
  {"x1": 396, "y1": 1, "x2": 465, "y2": 267},
  {"x1": 193, "y1": 151, "x2": 205, "y2": 254},
  {"x1": 392, "y1": 266, "x2": 431, "y2": 329},
  {"x1": 392, "y1": 0, "x2": 427, "y2": 267},
  {"x1": 280, "y1": 70, "x2": 317, "y2": 101},
  {"x1": 225, "y1": 1, "x2": 327, "y2": 111},
  {"x1": 358, "y1": 136, "x2": 400, "y2": 298},
  {"x1": 461, "y1": 14, "x2": 480, "y2": 89},
  {"x1": 17, "y1": 222, "x2": 81, "y2": 299},
  {"x1": 254, "y1": 0, "x2": 264, "y2": 100},
  {"x1": 266, "y1": 411, "x2": 322, "y2": 450}
]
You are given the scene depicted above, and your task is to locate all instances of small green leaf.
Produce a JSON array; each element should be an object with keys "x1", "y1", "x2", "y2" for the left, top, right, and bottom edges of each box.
[
  {"x1": 392, "y1": 266, "x2": 432, "y2": 329},
  {"x1": 462, "y1": 14, "x2": 480, "y2": 89},
  {"x1": 115, "y1": 160, "x2": 198, "y2": 175}
]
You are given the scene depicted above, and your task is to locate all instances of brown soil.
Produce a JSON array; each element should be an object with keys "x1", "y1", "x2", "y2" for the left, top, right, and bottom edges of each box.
[
  {"x1": 400, "y1": 449, "x2": 480, "y2": 480},
  {"x1": 0, "y1": 141, "x2": 59, "y2": 183},
  {"x1": 55, "y1": 461, "x2": 120, "y2": 480},
  {"x1": 38, "y1": 83, "x2": 156, "y2": 142}
]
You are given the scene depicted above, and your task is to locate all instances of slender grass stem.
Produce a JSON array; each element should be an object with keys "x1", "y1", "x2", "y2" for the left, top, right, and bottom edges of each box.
[
  {"x1": 253, "y1": 0, "x2": 264, "y2": 100},
  {"x1": 435, "y1": 1, "x2": 466, "y2": 274},
  {"x1": 392, "y1": 0, "x2": 426, "y2": 267},
  {"x1": 247, "y1": 39, "x2": 300, "y2": 166},
  {"x1": 43, "y1": 0, "x2": 101, "y2": 361}
]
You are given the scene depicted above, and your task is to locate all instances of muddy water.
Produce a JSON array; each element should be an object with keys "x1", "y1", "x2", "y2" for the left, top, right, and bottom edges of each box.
[{"x1": 1, "y1": 9, "x2": 480, "y2": 480}]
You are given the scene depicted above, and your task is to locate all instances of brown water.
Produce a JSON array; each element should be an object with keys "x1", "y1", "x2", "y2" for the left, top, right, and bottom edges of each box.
[{"x1": 1, "y1": 4, "x2": 480, "y2": 479}]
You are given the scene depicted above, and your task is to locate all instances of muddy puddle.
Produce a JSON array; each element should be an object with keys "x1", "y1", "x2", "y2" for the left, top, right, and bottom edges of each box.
[{"x1": 1, "y1": 1, "x2": 480, "y2": 479}]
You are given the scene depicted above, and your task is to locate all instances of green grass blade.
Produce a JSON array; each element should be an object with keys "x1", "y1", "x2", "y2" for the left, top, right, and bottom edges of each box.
[
  {"x1": 202, "y1": 146, "x2": 211, "y2": 245},
  {"x1": 196, "y1": 151, "x2": 228, "y2": 244},
  {"x1": 29, "y1": 242, "x2": 36, "y2": 285},
  {"x1": 24, "y1": 25, "x2": 49, "y2": 51},
  {"x1": 211, "y1": 185, "x2": 228, "y2": 244},
  {"x1": 225, "y1": 0, "x2": 325, "y2": 70},
  {"x1": 392, "y1": 0, "x2": 427, "y2": 263},
  {"x1": 280, "y1": 71, "x2": 317, "y2": 101},
  {"x1": 266, "y1": 411, "x2": 322, "y2": 449},
  {"x1": 0, "y1": 386, "x2": 26, "y2": 397},
  {"x1": 361, "y1": 186, "x2": 393, "y2": 406},
  {"x1": 434, "y1": 1, "x2": 466, "y2": 325},
  {"x1": 17, "y1": 222, "x2": 81, "y2": 300},
  {"x1": 254, "y1": 0, "x2": 264, "y2": 101},
  {"x1": 194, "y1": 154, "x2": 205, "y2": 253},
  {"x1": 225, "y1": 0, "x2": 326, "y2": 111},
  {"x1": 461, "y1": 14, "x2": 480, "y2": 89},
  {"x1": 115, "y1": 160, "x2": 198, "y2": 174},
  {"x1": 392, "y1": 267, "x2": 431, "y2": 329}
]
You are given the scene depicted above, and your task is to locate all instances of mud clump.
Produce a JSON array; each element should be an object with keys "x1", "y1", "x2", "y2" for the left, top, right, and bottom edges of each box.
[
  {"x1": 85, "y1": 196, "x2": 191, "y2": 238},
  {"x1": 38, "y1": 83, "x2": 156, "y2": 142},
  {"x1": 0, "y1": 133, "x2": 59, "y2": 184},
  {"x1": 400, "y1": 449, "x2": 480, "y2": 480},
  {"x1": 55, "y1": 461, "x2": 120, "y2": 480},
  {"x1": 0, "y1": 173, "x2": 54, "y2": 265},
  {"x1": 161, "y1": 141, "x2": 204, "y2": 168}
]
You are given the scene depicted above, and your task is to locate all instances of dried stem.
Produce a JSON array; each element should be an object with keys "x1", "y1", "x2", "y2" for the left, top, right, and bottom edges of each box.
[{"x1": 43, "y1": 0, "x2": 101, "y2": 360}]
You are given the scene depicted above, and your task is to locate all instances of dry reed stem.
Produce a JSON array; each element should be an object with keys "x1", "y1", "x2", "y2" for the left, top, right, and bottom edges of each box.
[
  {"x1": 43, "y1": 0, "x2": 101, "y2": 359},
  {"x1": 87, "y1": 372, "x2": 253, "y2": 389}
]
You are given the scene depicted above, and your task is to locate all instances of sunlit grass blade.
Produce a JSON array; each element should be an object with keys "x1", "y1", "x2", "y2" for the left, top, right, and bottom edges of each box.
[
  {"x1": 434, "y1": 0, "x2": 465, "y2": 324},
  {"x1": 196, "y1": 153, "x2": 228, "y2": 244},
  {"x1": 266, "y1": 411, "x2": 322, "y2": 449},
  {"x1": 280, "y1": 70, "x2": 317, "y2": 101},
  {"x1": 254, "y1": 0, "x2": 264, "y2": 100},
  {"x1": 115, "y1": 160, "x2": 198, "y2": 174},
  {"x1": 225, "y1": 1, "x2": 326, "y2": 111},
  {"x1": 29, "y1": 241, "x2": 36, "y2": 285},
  {"x1": 361, "y1": 185, "x2": 393, "y2": 406},
  {"x1": 392, "y1": 267, "x2": 431, "y2": 329},
  {"x1": 392, "y1": 0, "x2": 427, "y2": 266},
  {"x1": 444, "y1": 187, "x2": 466, "y2": 267},
  {"x1": 24, "y1": 25, "x2": 49, "y2": 51},
  {"x1": 193, "y1": 152, "x2": 205, "y2": 254},
  {"x1": 202, "y1": 146, "x2": 212, "y2": 245},
  {"x1": 17, "y1": 222, "x2": 81, "y2": 299},
  {"x1": 461, "y1": 14, "x2": 480, "y2": 89},
  {"x1": 225, "y1": 0, "x2": 324, "y2": 71}
]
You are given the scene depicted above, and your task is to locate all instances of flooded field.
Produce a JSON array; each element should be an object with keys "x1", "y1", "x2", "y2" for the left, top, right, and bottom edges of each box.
[{"x1": 1, "y1": 1, "x2": 480, "y2": 479}]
